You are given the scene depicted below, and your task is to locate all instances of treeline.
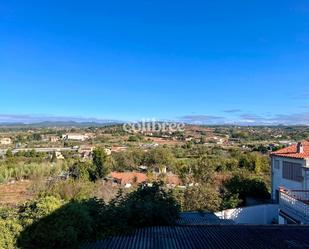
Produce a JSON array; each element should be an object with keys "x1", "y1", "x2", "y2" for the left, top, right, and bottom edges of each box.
[
  {"x1": 105, "y1": 144, "x2": 270, "y2": 210},
  {"x1": 0, "y1": 144, "x2": 271, "y2": 209},
  {"x1": 107, "y1": 144, "x2": 269, "y2": 175},
  {"x1": 0, "y1": 162, "x2": 65, "y2": 183}
]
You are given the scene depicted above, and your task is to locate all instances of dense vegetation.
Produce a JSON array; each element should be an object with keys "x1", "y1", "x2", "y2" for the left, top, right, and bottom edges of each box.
[
  {"x1": 0, "y1": 142, "x2": 271, "y2": 207},
  {"x1": 0, "y1": 124, "x2": 290, "y2": 248},
  {"x1": 0, "y1": 183, "x2": 179, "y2": 249}
]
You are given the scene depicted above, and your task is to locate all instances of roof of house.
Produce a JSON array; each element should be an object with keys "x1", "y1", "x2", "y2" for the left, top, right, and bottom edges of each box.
[
  {"x1": 83, "y1": 225, "x2": 309, "y2": 249},
  {"x1": 165, "y1": 174, "x2": 182, "y2": 186},
  {"x1": 176, "y1": 212, "x2": 234, "y2": 225},
  {"x1": 109, "y1": 172, "x2": 147, "y2": 185},
  {"x1": 271, "y1": 141, "x2": 309, "y2": 159},
  {"x1": 109, "y1": 172, "x2": 183, "y2": 186}
]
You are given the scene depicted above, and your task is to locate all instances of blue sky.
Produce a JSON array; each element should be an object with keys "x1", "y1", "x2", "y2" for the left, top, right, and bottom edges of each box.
[{"x1": 0, "y1": 0, "x2": 309, "y2": 124}]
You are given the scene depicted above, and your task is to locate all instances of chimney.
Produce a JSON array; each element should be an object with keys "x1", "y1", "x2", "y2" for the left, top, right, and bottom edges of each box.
[{"x1": 297, "y1": 142, "x2": 304, "y2": 153}]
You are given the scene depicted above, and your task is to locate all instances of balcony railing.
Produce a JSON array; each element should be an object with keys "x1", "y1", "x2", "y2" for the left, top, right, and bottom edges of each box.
[{"x1": 279, "y1": 188, "x2": 309, "y2": 223}]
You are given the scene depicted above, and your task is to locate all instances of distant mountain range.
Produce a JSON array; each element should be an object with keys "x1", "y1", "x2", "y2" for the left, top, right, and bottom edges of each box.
[{"x1": 0, "y1": 120, "x2": 121, "y2": 128}]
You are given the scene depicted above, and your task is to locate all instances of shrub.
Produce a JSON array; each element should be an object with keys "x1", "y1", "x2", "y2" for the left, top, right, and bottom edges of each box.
[
  {"x1": 0, "y1": 218, "x2": 22, "y2": 249},
  {"x1": 18, "y1": 198, "x2": 105, "y2": 249},
  {"x1": 175, "y1": 184, "x2": 222, "y2": 212},
  {"x1": 43, "y1": 179, "x2": 96, "y2": 201},
  {"x1": 108, "y1": 182, "x2": 180, "y2": 229},
  {"x1": 17, "y1": 183, "x2": 180, "y2": 249},
  {"x1": 69, "y1": 161, "x2": 94, "y2": 181},
  {"x1": 19, "y1": 196, "x2": 63, "y2": 226},
  {"x1": 224, "y1": 175, "x2": 270, "y2": 204}
]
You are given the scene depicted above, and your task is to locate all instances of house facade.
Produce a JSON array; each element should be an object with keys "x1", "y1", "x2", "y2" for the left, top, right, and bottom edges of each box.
[
  {"x1": 62, "y1": 133, "x2": 88, "y2": 141},
  {"x1": 271, "y1": 141, "x2": 309, "y2": 224}
]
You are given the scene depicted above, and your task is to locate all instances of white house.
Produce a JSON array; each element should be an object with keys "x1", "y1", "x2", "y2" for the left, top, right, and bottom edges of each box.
[
  {"x1": 271, "y1": 141, "x2": 309, "y2": 224},
  {"x1": 62, "y1": 133, "x2": 88, "y2": 141}
]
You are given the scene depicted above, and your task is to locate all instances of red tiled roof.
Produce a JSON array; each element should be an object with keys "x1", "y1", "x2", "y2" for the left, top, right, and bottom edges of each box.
[
  {"x1": 271, "y1": 141, "x2": 309, "y2": 159},
  {"x1": 109, "y1": 172, "x2": 183, "y2": 186},
  {"x1": 109, "y1": 172, "x2": 147, "y2": 185},
  {"x1": 166, "y1": 175, "x2": 182, "y2": 185}
]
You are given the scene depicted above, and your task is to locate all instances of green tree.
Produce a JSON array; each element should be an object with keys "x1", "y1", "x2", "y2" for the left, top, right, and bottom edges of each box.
[
  {"x1": 128, "y1": 135, "x2": 141, "y2": 142},
  {"x1": 107, "y1": 182, "x2": 180, "y2": 229},
  {"x1": 145, "y1": 147, "x2": 174, "y2": 171},
  {"x1": 18, "y1": 198, "x2": 105, "y2": 249},
  {"x1": 69, "y1": 161, "x2": 94, "y2": 181},
  {"x1": 220, "y1": 188, "x2": 241, "y2": 209},
  {"x1": 5, "y1": 149, "x2": 13, "y2": 158},
  {"x1": 224, "y1": 175, "x2": 270, "y2": 204},
  {"x1": 92, "y1": 147, "x2": 109, "y2": 179},
  {"x1": 112, "y1": 151, "x2": 136, "y2": 171},
  {"x1": 17, "y1": 184, "x2": 179, "y2": 249},
  {"x1": 192, "y1": 156, "x2": 216, "y2": 183},
  {"x1": 181, "y1": 185, "x2": 222, "y2": 212},
  {"x1": 31, "y1": 133, "x2": 42, "y2": 141},
  {"x1": 19, "y1": 196, "x2": 63, "y2": 227}
]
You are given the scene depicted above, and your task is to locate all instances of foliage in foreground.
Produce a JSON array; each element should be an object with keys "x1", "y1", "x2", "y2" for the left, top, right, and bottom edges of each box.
[
  {"x1": 0, "y1": 218, "x2": 22, "y2": 249},
  {"x1": 7, "y1": 182, "x2": 180, "y2": 249}
]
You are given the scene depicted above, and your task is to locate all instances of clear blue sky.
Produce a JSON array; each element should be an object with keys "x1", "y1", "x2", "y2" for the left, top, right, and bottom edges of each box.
[{"x1": 0, "y1": 0, "x2": 309, "y2": 124}]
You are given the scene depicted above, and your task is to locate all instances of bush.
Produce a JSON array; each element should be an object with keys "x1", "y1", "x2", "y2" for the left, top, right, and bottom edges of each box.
[
  {"x1": 18, "y1": 198, "x2": 105, "y2": 249},
  {"x1": 175, "y1": 184, "x2": 222, "y2": 212},
  {"x1": 42, "y1": 179, "x2": 96, "y2": 201},
  {"x1": 0, "y1": 218, "x2": 22, "y2": 249},
  {"x1": 111, "y1": 182, "x2": 180, "y2": 228},
  {"x1": 16, "y1": 183, "x2": 180, "y2": 249},
  {"x1": 128, "y1": 135, "x2": 141, "y2": 142},
  {"x1": 19, "y1": 196, "x2": 63, "y2": 226},
  {"x1": 69, "y1": 161, "x2": 94, "y2": 181},
  {"x1": 224, "y1": 175, "x2": 270, "y2": 204}
]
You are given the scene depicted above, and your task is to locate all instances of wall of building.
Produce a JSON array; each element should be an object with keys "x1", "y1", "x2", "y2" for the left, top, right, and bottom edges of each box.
[
  {"x1": 215, "y1": 204, "x2": 279, "y2": 224},
  {"x1": 271, "y1": 156, "x2": 307, "y2": 200}
]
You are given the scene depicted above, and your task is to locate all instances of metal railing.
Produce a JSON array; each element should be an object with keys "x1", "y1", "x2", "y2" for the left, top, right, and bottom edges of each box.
[{"x1": 279, "y1": 188, "x2": 309, "y2": 223}]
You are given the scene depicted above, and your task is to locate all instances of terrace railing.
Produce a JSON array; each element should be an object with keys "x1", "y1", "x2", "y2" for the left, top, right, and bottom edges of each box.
[{"x1": 279, "y1": 188, "x2": 309, "y2": 223}]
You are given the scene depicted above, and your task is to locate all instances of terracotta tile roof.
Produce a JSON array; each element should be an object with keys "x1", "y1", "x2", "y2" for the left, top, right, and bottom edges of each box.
[
  {"x1": 166, "y1": 174, "x2": 182, "y2": 186},
  {"x1": 271, "y1": 141, "x2": 309, "y2": 159},
  {"x1": 109, "y1": 172, "x2": 147, "y2": 185},
  {"x1": 109, "y1": 172, "x2": 183, "y2": 186}
]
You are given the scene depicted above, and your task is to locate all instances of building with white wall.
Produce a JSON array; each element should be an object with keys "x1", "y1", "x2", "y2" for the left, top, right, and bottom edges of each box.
[
  {"x1": 215, "y1": 204, "x2": 278, "y2": 224},
  {"x1": 271, "y1": 141, "x2": 309, "y2": 224},
  {"x1": 62, "y1": 133, "x2": 89, "y2": 141}
]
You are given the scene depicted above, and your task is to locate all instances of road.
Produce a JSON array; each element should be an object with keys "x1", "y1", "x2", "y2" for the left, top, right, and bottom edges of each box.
[{"x1": 0, "y1": 147, "x2": 78, "y2": 156}]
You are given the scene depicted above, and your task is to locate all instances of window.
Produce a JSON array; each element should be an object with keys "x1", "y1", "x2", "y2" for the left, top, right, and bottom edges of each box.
[
  {"x1": 274, "y1": 160, "x2": 280, "y2": 169},
  {"x1": 282, "y1": 161, "x2": 303, "y2": 182}
]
